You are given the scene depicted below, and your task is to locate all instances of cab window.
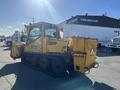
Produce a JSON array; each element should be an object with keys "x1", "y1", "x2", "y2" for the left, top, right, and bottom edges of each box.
[
  {"x1": 45, "y1": 28, "x2": 58, "y2": 38},
  {"x1": 27, "y1": 27, "x2": 41, "y2": 44}
]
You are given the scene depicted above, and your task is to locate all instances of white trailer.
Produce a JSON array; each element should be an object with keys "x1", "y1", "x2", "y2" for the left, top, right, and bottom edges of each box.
[{"x1": 59, "y1": 15, "x2": 120, "y2": 47}]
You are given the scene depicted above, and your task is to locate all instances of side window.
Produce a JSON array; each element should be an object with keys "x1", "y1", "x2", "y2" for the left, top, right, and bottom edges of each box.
[
  {"x1": 45, "y1": 28, "x2": 57, "y2": 38},
  {"x1": 27, "y1": 27, "x2": 41, "y2": 44},
  {"x1": 21, "y1": 36, "x2": 27, "y2": 42}
]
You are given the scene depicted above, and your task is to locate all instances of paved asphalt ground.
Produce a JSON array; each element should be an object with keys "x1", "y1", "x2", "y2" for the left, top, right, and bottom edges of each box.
[{"x1": 0, "y1": 42, "x2": 120, "y2": 90}]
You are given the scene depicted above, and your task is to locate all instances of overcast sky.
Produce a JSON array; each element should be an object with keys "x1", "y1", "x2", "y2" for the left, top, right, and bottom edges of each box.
[{"x1": 0, "y1": 0, "x2": 120, "y2": 36}]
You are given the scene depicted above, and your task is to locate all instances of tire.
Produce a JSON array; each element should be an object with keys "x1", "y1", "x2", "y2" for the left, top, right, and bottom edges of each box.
[
  {"x1": 111, "y1": 48, "x2": 118, "y2": 52},
  {"x1": 30, "y1": 58, "x2": 37, "y2": 66},
  {"x1": 21, "y1": 54, "x2": 26, "y2": 64},
  {"x1": 39, "y1": 57, "x2": 50, "y2": 70},
  {"x1": 51, "y1": 58, "x2": 66, "y2": 74}
]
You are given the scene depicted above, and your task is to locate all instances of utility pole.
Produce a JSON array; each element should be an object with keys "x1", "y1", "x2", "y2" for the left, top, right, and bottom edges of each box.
[{"x1": 32, "y1": 17, "x2": 35, "y2": 24}]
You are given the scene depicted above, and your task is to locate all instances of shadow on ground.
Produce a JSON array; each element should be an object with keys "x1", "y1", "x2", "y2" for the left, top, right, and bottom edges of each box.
[
  {"x1": 0, "y1": 62, "x2": 116, "y2": 90},
  {"x1": 97, "y1": 47, "x2": 120, "y2": 57}
]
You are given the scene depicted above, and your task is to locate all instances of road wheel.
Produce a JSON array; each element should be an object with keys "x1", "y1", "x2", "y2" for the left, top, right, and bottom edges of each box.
[
  {"x1": 29, "y1": 56, "x2": 38, "y2": 67},
  {"x1": 39, "y1": 57, "x2": 50, "y2": 70},
  {"x1": 51, "y1": 58, "x2": 66, "y2": 74},
  {"x1": 21, "y1": 54, "x2": 26, "y2": 64},
  {"x1": 111, "y1": 48, "x2": 117, "y2": 52}
]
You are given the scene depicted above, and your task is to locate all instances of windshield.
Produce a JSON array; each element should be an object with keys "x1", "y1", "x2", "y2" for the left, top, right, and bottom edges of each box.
[{"x1": 27, "y1": 27, "x2": 41, "y2": 44}]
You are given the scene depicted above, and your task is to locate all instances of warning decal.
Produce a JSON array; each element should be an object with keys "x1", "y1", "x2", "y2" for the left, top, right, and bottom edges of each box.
[{"x1": 90, "y1": 48, "x2": 94, "y2": 56}]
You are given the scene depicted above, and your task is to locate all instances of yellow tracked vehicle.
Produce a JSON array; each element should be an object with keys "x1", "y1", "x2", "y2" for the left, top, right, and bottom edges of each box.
[{"x1": 11, "y1": 22, "x2": 98, "y2": 74}]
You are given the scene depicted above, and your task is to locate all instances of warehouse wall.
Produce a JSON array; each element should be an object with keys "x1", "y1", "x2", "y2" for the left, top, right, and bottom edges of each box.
[{"x1": 59, "y1": 23, "x2": 120, "y2": 46}]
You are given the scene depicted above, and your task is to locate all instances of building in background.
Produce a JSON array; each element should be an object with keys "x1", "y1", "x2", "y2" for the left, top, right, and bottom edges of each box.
[{"x1": 59, "y1": 14, "x2": 120, "y2": 47}]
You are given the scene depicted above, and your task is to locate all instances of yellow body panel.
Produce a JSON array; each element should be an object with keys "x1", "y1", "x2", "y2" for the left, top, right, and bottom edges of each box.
[
  {"x1": 46, "y1": 38, "x2": 68, "y2": 52},
  {"x1": 24, "y1": 38, "x2": 42, "y2": 52},
  {"x1": 85, "y1": 39, "x2": 97, "y2": 68},
  {"x1": 69, "y1": 37, "x2": 97, "y2": 73},
  {"x1": 11, "y1": 42, "x2": 25, "y2": 59},
  {"x1": 24, "y1": 37, "x2": 68, "y2": 53},
  {"x1": 69, "y1": 38, "x2": 85, "y2": 51}
]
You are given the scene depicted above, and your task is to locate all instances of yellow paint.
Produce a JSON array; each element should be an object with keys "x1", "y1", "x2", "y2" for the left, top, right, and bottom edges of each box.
[
  {"x1": 11, "y1": 42, "x2": 24, "y2": 59},
  {"x1": 24, "y1": 37, "x2": 68, "y2": 53},
  {"x1": 24, "y1": 38, "x2": 42, "y2": 52},
  {"x1": 46, "y1": 38, "x2": 68, "y2": 52},
  {"x1": 69, "y1": 37, "x2": 97, "y2": 73}
]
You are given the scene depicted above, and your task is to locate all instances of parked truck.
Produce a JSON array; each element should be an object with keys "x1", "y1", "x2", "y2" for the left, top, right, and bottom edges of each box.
[
  {"x1": 5, "y1": 36, "x2": 12, "y2": 47},
  {"x1": 11, "y1": 22, "x2": 98, "y2": 75},
  {"x1": 0, "y1": 35, "x2": 5, "y2": 42},
  {"x1": 110, "y1": 36, "x2": 120, "y2": 52}
]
